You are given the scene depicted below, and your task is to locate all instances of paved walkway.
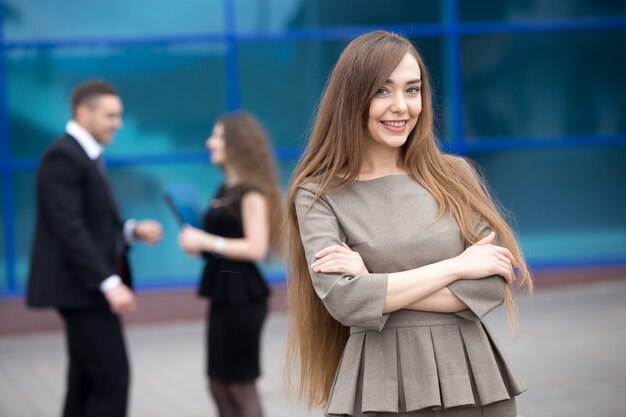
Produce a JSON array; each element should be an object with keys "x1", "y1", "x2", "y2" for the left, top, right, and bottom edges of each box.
[{"x1": 1, "y1": 279, "x2": 625, "y2": 417}]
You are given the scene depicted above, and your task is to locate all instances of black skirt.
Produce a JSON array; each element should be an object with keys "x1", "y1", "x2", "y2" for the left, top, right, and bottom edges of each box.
[{"x1": 206, "y1": 299, "x2": 267, "y2": 382}]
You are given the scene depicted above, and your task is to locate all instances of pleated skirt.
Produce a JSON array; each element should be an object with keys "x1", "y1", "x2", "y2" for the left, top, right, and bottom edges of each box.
[
  {"x1": 353, "y1": 398, "x2": 516, "y2": 416},
  {"x1": 325, "y1": 310, "x2": 525, "y2": 416}
]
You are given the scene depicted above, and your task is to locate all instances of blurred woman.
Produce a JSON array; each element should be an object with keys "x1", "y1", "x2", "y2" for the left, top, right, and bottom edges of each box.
[
  {"x1": 179, "y1": 111, "x2": 283, "y2": 417},
  {"x1": 285, "y1": 31, "x2": 533, "y2": 416}
]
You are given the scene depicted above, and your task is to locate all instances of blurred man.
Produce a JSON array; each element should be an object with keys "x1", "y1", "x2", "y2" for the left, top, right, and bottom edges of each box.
[{"x1": 27, "y1": 79, "x2": 163, "y2": 417}]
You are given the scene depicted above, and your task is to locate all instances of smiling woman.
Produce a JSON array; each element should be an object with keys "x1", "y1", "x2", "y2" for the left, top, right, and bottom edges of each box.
[{"x1": 284, "y1": 31, "x2": 533, "y2": 417}]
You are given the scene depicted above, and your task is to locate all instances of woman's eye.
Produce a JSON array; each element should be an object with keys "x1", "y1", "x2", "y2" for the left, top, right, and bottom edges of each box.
[
  {"x1": 407, "y1": 87, "x2": 421, "y2": 94},
  {"x1": 376, "y1": 88, "x2": 388, "y2": 95}
]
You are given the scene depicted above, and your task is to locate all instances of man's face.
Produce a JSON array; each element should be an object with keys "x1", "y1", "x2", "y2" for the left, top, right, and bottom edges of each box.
[{"x1": 78, "y1": 94, "x2": 123, "y2": 145}]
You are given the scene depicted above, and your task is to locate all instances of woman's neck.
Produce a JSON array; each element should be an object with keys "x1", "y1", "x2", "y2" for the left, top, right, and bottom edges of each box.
[
  {"x1": 224, "y1": 166, "x2": 241, "y2": 186},
  {"x1": 359, "y1": 145, "x2": 406, "y2": 180}
]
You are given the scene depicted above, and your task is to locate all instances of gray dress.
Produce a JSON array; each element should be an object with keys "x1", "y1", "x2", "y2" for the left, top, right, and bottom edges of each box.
[{"x1": 294, "y1": 176, "x2": 526, "y2": 416}]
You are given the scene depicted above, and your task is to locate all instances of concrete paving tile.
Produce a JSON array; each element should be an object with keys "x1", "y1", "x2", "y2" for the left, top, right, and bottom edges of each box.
[{"x1": 0, "y1": 279, "x2": 624, "y2": 417}]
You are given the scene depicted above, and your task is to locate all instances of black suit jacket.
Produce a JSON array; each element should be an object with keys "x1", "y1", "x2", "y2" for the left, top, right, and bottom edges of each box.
[{"x1": 27, "y1": 134, "x2": 132, "y2": 309}]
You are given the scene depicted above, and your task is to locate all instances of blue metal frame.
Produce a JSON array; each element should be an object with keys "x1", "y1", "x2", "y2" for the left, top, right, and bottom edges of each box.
[
  {"x1": 530, "y1": 256, "x2": 626, "y2": 271},
  {"x1": 459, "y1": 16, "x2": 626, "y2": 35},
  {"x1": 9, "y1": 131, "x2": 626, "y2": 175},
  {"x1": 463, "y1": 133, "x2": 626, "y2": 152},
  {"x1": 0, "y1": 270, "x2": 287, "y2": 299},
  {"x1": 8, "y1": 148, "x2": 306, "y2": 172},
  {"x1": 224, "y1": 0, "x2": 241, "y2": 111},
  {"x1": 5, "y1": 16, "x2": 626, "y2": 49},
  {"x1": 1, "y1": 0, "x2": 625, "y2": 294},
  {"x1": 3, "y1": 33, "x2": 229, "y2": 49},
  {"x1": 445, "y1": 0, "x2": 465, "y2": 155}
]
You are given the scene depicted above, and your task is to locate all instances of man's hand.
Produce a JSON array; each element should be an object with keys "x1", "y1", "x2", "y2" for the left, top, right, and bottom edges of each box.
[
  {"x1": 103, "y1": 283, "x2": 137, "y2": 314},
  {"x1": 134, "y1": 220, "x2": 163, "y2": 244}
]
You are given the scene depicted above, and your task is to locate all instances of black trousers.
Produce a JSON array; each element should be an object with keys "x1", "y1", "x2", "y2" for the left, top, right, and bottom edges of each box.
[{"x1": 58, "y1": 308, "x2": 129, "y2": 417}]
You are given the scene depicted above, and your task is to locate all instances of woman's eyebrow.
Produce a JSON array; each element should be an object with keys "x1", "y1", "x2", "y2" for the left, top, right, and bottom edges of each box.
[{"x1": 384, "y1": 78, "x2": 422, "y2": 85}]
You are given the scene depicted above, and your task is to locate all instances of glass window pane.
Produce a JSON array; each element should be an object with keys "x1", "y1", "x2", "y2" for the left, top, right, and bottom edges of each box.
[
  {"x1": 469, "y1": 147, "x2": 626, "y2": 264},
  {"x1": 235, "y1": 0, "x2": 442, "y2": 33},
  {"x1": 277, "y1": 158, "x2": 298, "y2": 190},
  {"x1": 238, "y1": 39, "x2": 347, "y2": 150},
  {"x1": 4, "y1": 0, "x2": 224, "y2": 41},
  {"x1": 416, "y1": 38, "x2": 449, "y2": 143},
  {"x1": 237, "y1": 37, "x2": 449, "y2": 150},
  {"x1": 13, "y1": 171, "x2": 35, "y2": 291},
  {"x1": 461, "y1": 29, "x2": 626, "y2": 140},
  {"x1": 459, "y1": 0, "x2": 626, "y2": 22},
  {"x1": 8, "y1": 43, "x2": 228, "y2": 158},
  {"x1": 112, "y1": 163, "x2": 219, "y2": 287}
]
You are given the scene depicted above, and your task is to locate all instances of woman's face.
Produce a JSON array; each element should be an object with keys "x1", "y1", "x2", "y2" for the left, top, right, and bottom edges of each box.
[
  {"x1": 206, "y1": 122, "x2": 226, "y2": 166},
  {"x1": 366, "y1": 53, "x2": 422, "y2": 151}
]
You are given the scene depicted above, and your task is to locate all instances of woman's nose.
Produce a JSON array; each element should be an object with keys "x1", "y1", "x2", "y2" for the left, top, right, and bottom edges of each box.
[{"x1": 390, "y1": 93, "x2": 408, "y2": 113}]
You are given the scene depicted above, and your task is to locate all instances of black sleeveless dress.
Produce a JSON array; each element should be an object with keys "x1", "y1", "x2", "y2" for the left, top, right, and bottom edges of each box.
[{"x1": 198, "y1": 184, "x2": 270, "y2": 382}]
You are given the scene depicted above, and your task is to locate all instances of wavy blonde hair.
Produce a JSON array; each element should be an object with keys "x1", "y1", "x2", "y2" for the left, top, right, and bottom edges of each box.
[
  {"x1": 220, "y1": 111, "x2": 283, "y2": 253},
  {"x1": 284, "y1": 31, "x2": 533, "y2": 409}
]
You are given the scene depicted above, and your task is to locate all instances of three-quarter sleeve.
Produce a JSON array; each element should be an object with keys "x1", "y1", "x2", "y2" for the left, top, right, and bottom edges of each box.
[
  {"x1": 447, "y1": 222, "x2": 506, "y2": 320},
  {"x1": 295, "y1": 187, "x2": 389, "y2": 330},
  {"x1": 448, "y1": 276, "x2": 505, "y2": 320}
]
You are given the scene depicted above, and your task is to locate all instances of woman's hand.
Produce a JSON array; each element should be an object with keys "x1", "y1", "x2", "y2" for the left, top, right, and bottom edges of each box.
[
  {"x1": 454, "y1": 231, "x2": 517, "y2": 284},
  {"x1": 178, "y1": 225, "x2": 213, "y2": 257},
  {"x1": 311, "y1": 243, "x2": 369, "y2": 275}
]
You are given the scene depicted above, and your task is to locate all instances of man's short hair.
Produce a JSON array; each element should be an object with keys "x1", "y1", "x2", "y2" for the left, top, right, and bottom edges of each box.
[{"x1": 70, "y1": 80, "x2": 119, "y2": 117}]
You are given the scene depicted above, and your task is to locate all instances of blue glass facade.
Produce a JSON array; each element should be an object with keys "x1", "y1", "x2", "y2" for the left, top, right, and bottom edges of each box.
[{"x1": 1, "y1": 0, "x2": 625, "y2": 294}]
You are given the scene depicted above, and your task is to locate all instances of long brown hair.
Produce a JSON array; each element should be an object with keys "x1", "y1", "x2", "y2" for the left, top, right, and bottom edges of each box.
[
  {"x1": 219, "y1": 111, "x2": 283, "y2": 253},
  {"x1": 284, "y1": 31, "x2": 533, "y2": 409}
]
